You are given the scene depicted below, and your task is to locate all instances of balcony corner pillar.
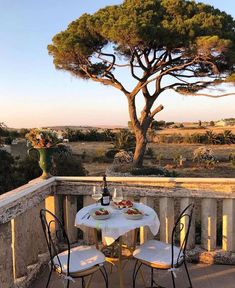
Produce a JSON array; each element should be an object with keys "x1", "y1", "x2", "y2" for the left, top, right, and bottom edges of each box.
[{"x1": 0, "y1": 222, "x2": 14, "y2": 288}]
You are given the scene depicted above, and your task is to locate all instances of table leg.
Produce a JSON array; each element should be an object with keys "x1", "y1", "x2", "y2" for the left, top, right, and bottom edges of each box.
[
  {"x1": 93, "y1": 229, "x2": 99, "y2": 250},
  {"x1": 118, "y1": 236, "x2": 124, "y2": 288},
  {"x1": 133, "y1": 228, "x2": 138, "y2": 251}
]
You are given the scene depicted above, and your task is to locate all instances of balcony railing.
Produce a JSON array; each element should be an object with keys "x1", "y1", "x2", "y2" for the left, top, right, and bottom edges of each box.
[{"x1": 0, "y1": 176, "x2": 235, "y2": 288}]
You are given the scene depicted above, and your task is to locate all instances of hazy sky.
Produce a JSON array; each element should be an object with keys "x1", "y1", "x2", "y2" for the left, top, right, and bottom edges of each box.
[{"x1": 0, "y1": 0, "x2": 235, "y2": 128}]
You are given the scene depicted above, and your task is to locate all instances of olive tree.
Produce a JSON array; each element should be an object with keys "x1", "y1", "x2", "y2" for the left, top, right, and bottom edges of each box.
[{"x1": 48, "y1": 0, "x2": 235, "y2": 167}]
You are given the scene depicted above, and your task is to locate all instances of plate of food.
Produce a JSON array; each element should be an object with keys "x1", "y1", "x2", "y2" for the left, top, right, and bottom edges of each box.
[
  {"x1": 89, "y1": 208, "x2": 111, "y2": 220},
  {"x1": 112, "y1": 199, "x2": 134, "y2": 210},
  {"x1": 123, "y1": 207, "x2": 144, "y2": 220}
]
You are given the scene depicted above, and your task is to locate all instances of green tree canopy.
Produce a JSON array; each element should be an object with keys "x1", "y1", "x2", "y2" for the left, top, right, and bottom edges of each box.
[{"x1": 48, "y1": 0, "x2": 235, "y2": 167}]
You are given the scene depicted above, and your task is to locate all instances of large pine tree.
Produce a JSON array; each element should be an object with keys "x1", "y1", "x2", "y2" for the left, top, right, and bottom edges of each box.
[{"x1": 48, "y1": 0, "x2": 235, "y2": 167}]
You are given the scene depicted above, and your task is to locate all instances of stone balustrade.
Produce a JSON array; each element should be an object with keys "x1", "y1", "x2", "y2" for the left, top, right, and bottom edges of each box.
[{"x1": 0, "y1": 176, "x2": 235, "y2": 288}]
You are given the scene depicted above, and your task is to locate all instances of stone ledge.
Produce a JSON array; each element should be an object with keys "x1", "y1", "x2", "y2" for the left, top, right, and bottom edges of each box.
[
  {"x1": 14, "y1": 253, "x2": 49, "y2": 288},
  {"x1": 187, "y1": 246, "x2": 235, "y2": 265}
]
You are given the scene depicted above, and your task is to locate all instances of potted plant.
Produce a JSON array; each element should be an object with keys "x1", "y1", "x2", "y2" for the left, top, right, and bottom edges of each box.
[{"x1": 26, "y1": 128, "x2": 59, "y2": 179}]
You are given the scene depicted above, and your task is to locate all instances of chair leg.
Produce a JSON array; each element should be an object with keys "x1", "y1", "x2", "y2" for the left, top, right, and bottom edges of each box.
[
  {"x1": 171, "y1": 271, "x2": 176, "y2": 288},
  {"x1": 46, "y1": 267, "x2": 53, "y2": 288},
  {"x1": 82, "y1": 277, "x2": 86, "y2": 288},
  {"x1": 151, "y1": 267, "x2": 154, "y2": 287},
  {"x1": 100, "y1": 265, "x2": 109, "y2": 288},
  {"x1": 133, "y1": 260, "x2": 142, "y2": 288},
  {"x1": 184, "y1": 262, "x2": 193, "y2": 288},
  {"x1": 132, "y1": 260, "x2": 138, "y2": 288}
]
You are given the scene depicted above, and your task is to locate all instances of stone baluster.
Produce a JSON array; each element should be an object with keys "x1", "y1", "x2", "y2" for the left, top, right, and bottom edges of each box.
[
  {"x1": 180, "y1": 198, "x2": 195, "y2": 249},
  {"x1": 64, "y1": 195, "x2": 78, "y2": 243},
  {"x1": 0, "y1": 222, "x2": 14, "y2": 288},
  {"x1": 222, "y1": 199, "x2": 235, "y2": 252},
  {"x1": 139, "y1": 196, "x2": 154, "y2": 244},
  {"x1": 201, "y1": 198, "x2": 217, "y2": 251},
  {"x1": 159, "y1": 197, "x2": 174, "y2": 243}
]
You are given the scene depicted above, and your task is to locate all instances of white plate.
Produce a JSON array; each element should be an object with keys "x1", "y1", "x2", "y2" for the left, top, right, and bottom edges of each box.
[
  {"x1": 111, "y1": 201, "x2": 135, "y2": 210},
  {"x1": 123, "y1": 208, "x2": 144, "y2": 220},
  {"x1": 89, "y1": 208, "x2": 111, "y2": 220}
]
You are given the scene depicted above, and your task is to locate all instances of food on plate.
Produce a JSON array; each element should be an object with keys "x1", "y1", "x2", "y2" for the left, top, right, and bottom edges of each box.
[
  {"x1": 113, "y1": 200, "x2": 133, "y2": 209},
  {"x1": 94, "y1": 208, "x2": 109, "y2": 216},
  {"x1": 125, "y1": 208, "x2": 143, "y2": 215}
]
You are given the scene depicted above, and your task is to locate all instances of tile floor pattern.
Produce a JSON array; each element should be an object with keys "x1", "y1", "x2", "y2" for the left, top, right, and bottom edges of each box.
[{"x1": 32, "y1": 261, "x2": 235, "y2": 288}]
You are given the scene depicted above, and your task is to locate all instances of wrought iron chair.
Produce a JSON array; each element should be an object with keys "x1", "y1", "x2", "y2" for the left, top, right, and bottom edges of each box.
[
  {"x1": 40, "y1": 209, "x2": 108, "y2": 288},
  {"x1": 132, "y1": 203, "x2": 194, "y2": 288}
]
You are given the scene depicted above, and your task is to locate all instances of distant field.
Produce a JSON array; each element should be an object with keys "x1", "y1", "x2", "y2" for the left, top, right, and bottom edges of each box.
[
  {"x1": 70, "y1": 141, "x2": 113, "y2": 157},
  {"x1": 70, "y1": 141, "x2": 235, "y2": 161},
  {"x1": 157, "y1": 125, "x2": 235, "y2": 136},
  {"x1": 70, "y1": 141, "x2": 235, "y2": 177},
  {"x1": 148, "y1": 143, "x2": 235, "y2": 161}
]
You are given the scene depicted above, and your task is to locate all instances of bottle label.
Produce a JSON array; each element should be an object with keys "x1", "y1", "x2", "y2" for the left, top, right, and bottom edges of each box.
[{"x1": 102, "y1": 196, "x2": 110, "y2": 204}]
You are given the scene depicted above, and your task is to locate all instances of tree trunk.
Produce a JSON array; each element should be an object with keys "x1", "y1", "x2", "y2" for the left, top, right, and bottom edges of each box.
[
  {"x1": 127, "y1": 97, "x2": 150, "y2": 168},
  {"x1": 133, "y1": 130, "x2": 148, "y2": 167}
]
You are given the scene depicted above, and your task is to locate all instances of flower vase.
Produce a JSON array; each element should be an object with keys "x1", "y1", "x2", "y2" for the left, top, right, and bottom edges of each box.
[{"x1": 28, "y1": 147, "x2": 55, "y2": 179}]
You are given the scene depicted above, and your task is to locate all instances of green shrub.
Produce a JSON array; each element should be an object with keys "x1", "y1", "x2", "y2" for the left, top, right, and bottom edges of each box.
[
  {"x1": 113, "y1": 129, "x2": 136, "y2": 151},
  {"x1": 92, "y1": 148, "x2": 112, "y2": 163},
  {"x1": 16, "y1": 156, "x2": 41, "y2": 184},
  {"x1": 145, "y1": 147, "x2": 155, "y2": 158},
  {"x1": 112, "y1": 163, "x2": 133, "y2": 173},
  {"x1": 52, "y1": 153, "x2": 87, "y2": 176},
  {"x1": 131, "y1": 167, "x2": 177, "y2": 177},
  {"x1": 155, "y1": 153, "x2": 163, "y2": 166},
  {"x1": 0, "y1": 150, "x2": 16, "y2": 194},
  {"x1": 229, "y1": 153, "x2": 235, "y2": 166},
  {"x1": 105, "y1": 149, "x2": 119, "y2": 159},
  {"x1": 193, "y1": 146, "x2": 217, "y2": 168}
]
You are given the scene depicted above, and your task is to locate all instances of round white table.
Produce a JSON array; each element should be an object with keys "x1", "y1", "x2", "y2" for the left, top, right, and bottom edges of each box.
[
  {"x1": 75, "y1": 202, "x2": 160, "y2": 245},
  {"x1": 75, "y1": 202, "x2": 160, "y2": 288}
]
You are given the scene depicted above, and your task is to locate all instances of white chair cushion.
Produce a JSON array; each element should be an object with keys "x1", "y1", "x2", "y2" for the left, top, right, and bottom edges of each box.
[
  {"x1": 53, "y1": 245, "x2": 105, "y2": 273},
  {"x1": 133, "y1": 240, "x2": 183, "y2": 268}
]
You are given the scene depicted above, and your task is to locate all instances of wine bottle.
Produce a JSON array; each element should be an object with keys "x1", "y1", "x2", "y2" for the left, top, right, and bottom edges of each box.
[{"x1": 101, "y1": 174, "x2": 110, "y2": 206}]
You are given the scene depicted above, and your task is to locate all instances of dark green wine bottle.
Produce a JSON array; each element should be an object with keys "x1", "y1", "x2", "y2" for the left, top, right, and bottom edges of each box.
[{"x1": 101, "y1": 175, "x2": 110, "y2": 206}]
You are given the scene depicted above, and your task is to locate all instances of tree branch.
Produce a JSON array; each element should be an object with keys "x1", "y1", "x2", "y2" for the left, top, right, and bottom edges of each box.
[
  {"x1": 179, "y1": 92, "x2": 235, "y2": 98},
  {"x1": 150, "y1": 104, "x2": 164, "y2": 118},
  {"x1": 134, "y1": 49, "x2": 148, "y2": 71},
  {"x1": 130, "y1": 53, "x2": 143, "y2": 81}
]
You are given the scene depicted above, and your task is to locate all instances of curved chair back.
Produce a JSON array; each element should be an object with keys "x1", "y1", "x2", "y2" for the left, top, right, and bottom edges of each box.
[
  {"x1": 40, "y1": 209, "x2": 71, "y2": 275},
  {"x1": 171, "y1": 203, "x2": 194, "y2": 267}
]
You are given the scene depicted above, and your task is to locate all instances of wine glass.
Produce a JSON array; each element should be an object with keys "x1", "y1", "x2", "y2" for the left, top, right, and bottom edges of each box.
[
  {"x1": 112, "y1": 188, "x2": 123, "y2": 203},
  {"x1": 92, "y1": 186, "x2": 102, "y2": 206}
]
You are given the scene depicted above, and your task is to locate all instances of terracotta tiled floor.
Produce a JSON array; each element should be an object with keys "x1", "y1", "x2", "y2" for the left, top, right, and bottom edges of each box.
[{"x1": 31, "y1": 260, "x2": 235, "y2": 288}]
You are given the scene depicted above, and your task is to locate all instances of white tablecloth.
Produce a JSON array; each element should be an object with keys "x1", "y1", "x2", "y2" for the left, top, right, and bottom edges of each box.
[{"x1": 75, "y1": 202, "x2": 160, "y2": 245}]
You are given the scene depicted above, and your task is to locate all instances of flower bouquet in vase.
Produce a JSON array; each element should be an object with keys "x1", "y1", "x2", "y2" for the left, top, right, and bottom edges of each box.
[{"x1": 26, "y1": 128, "x2": 59, "y2": 179}]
